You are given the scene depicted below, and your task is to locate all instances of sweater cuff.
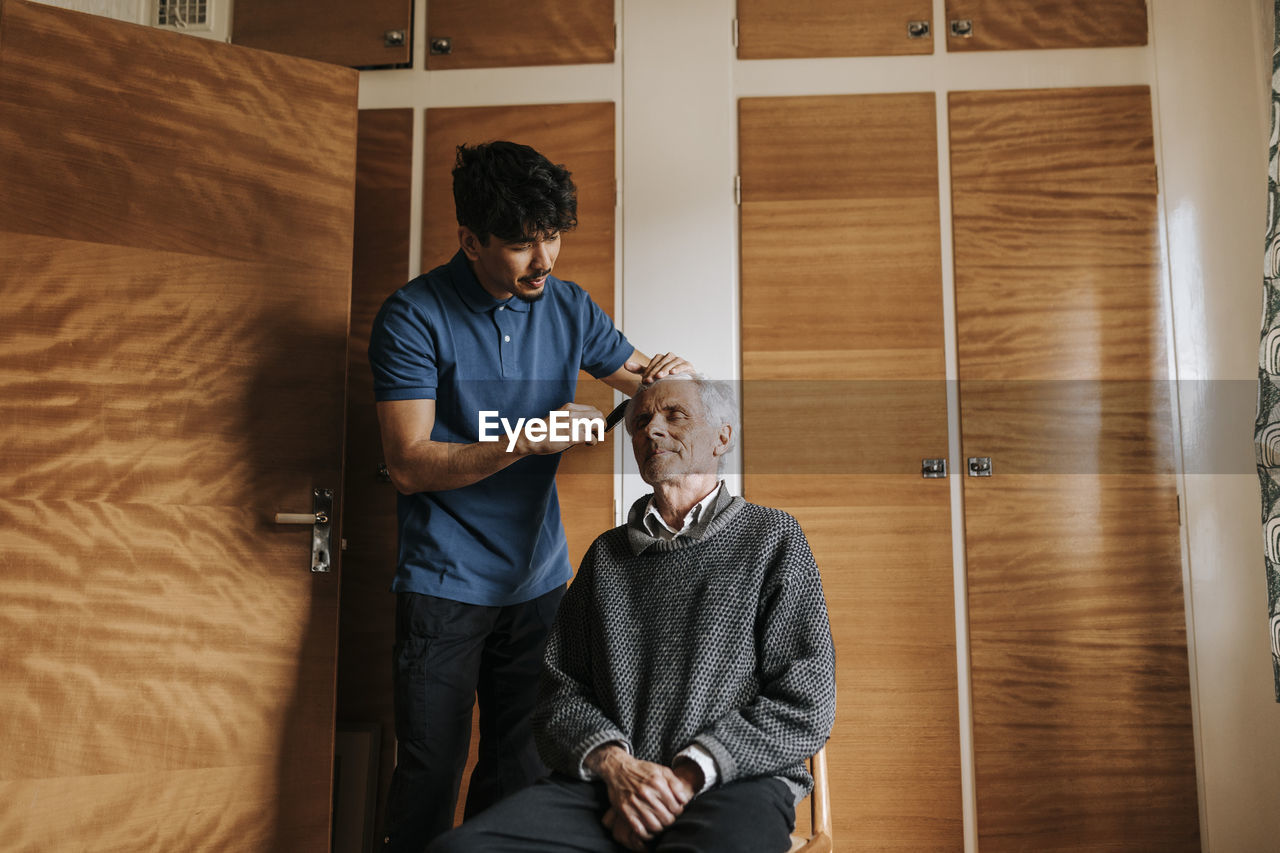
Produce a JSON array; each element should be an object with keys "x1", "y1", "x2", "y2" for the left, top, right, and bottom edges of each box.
[
  {"x1": 674, "y1": 744, "x2": 719, "y2": 795},
  {"x1": 691, "y1": 734, "x2": 738, "y2": 786},
  {"x1": 574, "y1": 731, "x2": 632, "y2": 781}
]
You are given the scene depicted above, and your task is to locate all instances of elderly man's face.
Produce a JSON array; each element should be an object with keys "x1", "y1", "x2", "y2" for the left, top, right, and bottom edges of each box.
[{"x1": 629, "y1": 380, "x2": 730, "y2": 484}]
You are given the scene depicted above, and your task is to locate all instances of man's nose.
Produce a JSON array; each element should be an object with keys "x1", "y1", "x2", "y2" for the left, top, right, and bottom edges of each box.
[
  {"x1": 532, "y1": 241, "x2": 553, "y2": 271},
  {"x1": 645, "y1": 415, "x2": 667, "y2": 437}
]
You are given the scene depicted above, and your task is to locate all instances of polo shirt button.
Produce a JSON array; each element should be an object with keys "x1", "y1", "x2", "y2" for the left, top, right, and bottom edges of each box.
[
  {"x1": 504, "y1": 335, "x2": 511, "y2": 342},
  {"x1": 498, "y1": 306, "x2": 504, "y2": 311}
]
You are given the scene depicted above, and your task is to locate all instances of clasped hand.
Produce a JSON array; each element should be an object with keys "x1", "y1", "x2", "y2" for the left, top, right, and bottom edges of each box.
[{"x1": 591, "y1": 747, "x2": 699, "y2": 851}]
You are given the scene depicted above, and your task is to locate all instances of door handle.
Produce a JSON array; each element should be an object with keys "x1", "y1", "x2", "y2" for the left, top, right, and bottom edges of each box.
[{"x1": 274, "y1": 488, "x2": 333, "y2": 573}]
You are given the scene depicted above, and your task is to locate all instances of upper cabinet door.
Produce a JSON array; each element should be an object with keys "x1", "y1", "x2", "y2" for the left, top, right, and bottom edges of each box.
[
  {"x1": 233, "y1": 0, "x2": 412, "y2": 68},
  {"x1": 943, "y1": 0, "x2": 1147, "y2": 51},
  {"x1": 736, "y1": 0, "x2": 934, "y2": 59},
  {"x1": 425, "y1": 0, "x2": 614, "y2": 70}
]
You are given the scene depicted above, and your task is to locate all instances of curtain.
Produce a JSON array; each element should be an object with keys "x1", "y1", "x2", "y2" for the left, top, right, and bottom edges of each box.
[{"x1": 1257, "y1": 0, "x2": 1280, "y2": 702}]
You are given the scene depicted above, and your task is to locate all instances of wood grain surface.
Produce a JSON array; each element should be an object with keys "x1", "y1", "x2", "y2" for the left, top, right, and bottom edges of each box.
[
  {"x1": 944, "y1": 0, "x2": 1147, "y2": 51},
  {"x1": 737, "y1": 0, "x2": 934, "y2": 59},
  {"x1": 740, "y1": 93, "x2": 963, "y2": 850},
  {"x1": 0, "y1": 2, "x2": 358, "y2": 849},
  {"x1": 233, "y1": 0, "x2": 412, "y2": 67},
  {"x1": 337, "y1": 108, "x2": 415, "y2": 842},
  {"x1": 426, "y1": 0, "x2": 613, "y2": 70},
  {"x1": 950, "y1": 86, "x2": 1199, "y2": 851},
  {"x1": 421, "y1": 102, "x2": 617, "y2": 826}
]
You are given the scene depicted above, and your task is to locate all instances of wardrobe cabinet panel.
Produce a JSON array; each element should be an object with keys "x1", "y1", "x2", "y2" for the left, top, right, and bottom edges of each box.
[
  {"x1": 943, "y1": 0, "x2": 1147, "y2": 51},
  {"x1": 337, "y1": 108, "x2": 415, "y2": 842},
  {"x1": 737, "y1": 0, "x2": 934, "y2": 59},
  {"x1": 233, "y1": 0, "x2": 412, "y2": 68},
  {"x1": 421, "y1": 101, "x2": 616, "y2": 827},
  {"x1": 426, "y1": 0, "x2": 613, "y2": 70},
  {"x1": 740, "y1": 93, "x2": 963, "y2": 851},
  {"x1": 950, "y1": 86, "x2": 1199, "y2": 852}
]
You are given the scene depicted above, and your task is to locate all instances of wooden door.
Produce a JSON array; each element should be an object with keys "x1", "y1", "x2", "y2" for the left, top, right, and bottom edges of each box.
[
  {"x1": 233, "y1": 0, "x2": 412, "y2": 68},
  {"x1": 736, "y1": 0, "x2": 934, "y2": 58},
  {"x1": 739, "y1": 93, "x2": 963, "y2": 851},
  {"x1": 949, "y1": 86, "x2": 1199, "y2": 851},
  {"x1": 0, "y1": 2, "x2": 358, "y2": 850},
  {"x1": 425, "y1": 0, "x2": 613, "y2": 70},
  {"x1": 943, "y1": 0, "x2": 1147, "y2": 51},
  {"x1": 421, "y1": 101, "x2": 617, "y2": 824}
]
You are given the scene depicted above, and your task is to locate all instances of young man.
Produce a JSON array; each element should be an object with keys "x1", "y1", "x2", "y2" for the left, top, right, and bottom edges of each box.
[
  {"x1": 424, "y1": 375, "x2": 837, "y2": 853},
  {"x1": 369, "y1": 140, "x2": 691, "y2": 851}
]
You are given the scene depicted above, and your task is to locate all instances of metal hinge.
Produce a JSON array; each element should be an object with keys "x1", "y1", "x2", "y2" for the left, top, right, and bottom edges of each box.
[
  {"x1": 734, "y1": 175, "x2": 741, "y2": 205},
  {"x1": 732, "y1": 18, "x2": 739, "y2": 48}
]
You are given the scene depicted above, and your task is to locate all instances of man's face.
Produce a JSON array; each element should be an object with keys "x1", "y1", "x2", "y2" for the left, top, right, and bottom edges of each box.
[
  {"x1": 460, "y1": 227, "x2": 561, "y2": 303},
  {"x1": 629, "y1": 380, "x2": 731, "y2": 485}
]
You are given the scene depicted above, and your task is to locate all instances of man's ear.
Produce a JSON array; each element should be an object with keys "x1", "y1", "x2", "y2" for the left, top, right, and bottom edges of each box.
[
  {"x1": 712, "y1": 424, "x2": 733, "y2": 457},
  {"x1": 458, "y1": 226, "x2": 482, "y2": 260}
]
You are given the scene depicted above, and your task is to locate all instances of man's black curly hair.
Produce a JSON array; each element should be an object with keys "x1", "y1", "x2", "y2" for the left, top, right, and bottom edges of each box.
[{"x1": 452, "y1": 141, "x2": 578, "y2": 245}]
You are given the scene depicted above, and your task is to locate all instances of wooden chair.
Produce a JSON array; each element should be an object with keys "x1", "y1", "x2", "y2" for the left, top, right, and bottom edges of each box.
[{"x1": 788, "y1": 747, "x2": 832, "y2": 853}]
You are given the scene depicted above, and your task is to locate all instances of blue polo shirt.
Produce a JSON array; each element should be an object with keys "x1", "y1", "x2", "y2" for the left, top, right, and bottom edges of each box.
[{"x1": 368, "y1": 250, "x2": 633, "y2": 606}]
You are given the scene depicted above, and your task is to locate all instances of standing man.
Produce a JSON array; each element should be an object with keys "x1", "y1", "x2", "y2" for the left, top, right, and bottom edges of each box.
[{"x1": 369, "y1": 140, "x2": 691, "y2": 852}]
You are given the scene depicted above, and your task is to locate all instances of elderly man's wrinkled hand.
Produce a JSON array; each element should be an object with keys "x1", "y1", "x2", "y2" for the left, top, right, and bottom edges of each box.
[
  {"x1": 590, "y1": 746, "x2": 693, "y2": 843},
  {"x1": 602, "y1": 807, "x2": 648, "y2": 852}
]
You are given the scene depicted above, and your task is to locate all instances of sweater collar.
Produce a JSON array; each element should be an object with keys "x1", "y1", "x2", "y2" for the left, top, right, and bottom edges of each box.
[{"x1": 625, "y1": 483, "x2": 740, "y2": 555}]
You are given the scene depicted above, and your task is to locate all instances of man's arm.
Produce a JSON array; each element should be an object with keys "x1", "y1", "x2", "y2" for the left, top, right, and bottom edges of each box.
[
  {"x1": 689, "y1": 515, "x2": 837, "y2": 784},
  {"x1": 376, "y1": 397, "x2": 602, "y2": 494}
]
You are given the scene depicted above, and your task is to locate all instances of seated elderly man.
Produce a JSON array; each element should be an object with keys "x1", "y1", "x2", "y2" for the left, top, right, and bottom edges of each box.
[{"x1": 427, "y1": 375, "x2": 836, "y2": 853}]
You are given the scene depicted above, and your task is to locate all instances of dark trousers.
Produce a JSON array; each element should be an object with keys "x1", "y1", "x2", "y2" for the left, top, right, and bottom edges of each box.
[
  {"x1": 382, "y1": 586, "x2": 565, "y2": 853},
  {"x1": 425, "y1": 773, "x2": 796, "y2": 853}
]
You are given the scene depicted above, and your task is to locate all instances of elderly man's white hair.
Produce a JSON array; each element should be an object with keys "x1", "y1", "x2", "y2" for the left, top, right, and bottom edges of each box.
[{"x1": 623, "y1": 373, "x2": 738, "y2": 465}]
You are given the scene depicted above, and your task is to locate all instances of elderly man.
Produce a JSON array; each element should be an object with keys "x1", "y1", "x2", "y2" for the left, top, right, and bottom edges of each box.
[{"x1": 427, "y1": 375, "x2": 836, "y2": 853}]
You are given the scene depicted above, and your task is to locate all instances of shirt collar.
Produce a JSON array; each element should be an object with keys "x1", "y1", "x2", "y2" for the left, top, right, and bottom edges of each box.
[
  {"x1": 643, "y1": 482, "x2": 724, "y2": 541},
  {"x1": 447, "y1": 249, "x2": 531, "y2": 314}
]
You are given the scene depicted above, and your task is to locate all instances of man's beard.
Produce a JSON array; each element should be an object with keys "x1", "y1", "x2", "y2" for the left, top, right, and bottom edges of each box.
[{"x1": 516, "y1": 287, "x2": 546, "y2": 304}]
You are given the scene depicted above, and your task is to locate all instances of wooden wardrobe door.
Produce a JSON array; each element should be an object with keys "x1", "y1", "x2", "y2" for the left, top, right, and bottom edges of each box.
[
  {"x1": 740, "y1": 93, "x2": 963, "y2": 851},
  {"x1": 233, "y1": 0, "x2": 412, "y2": 68},
  {"x1": 943, "y1": 0, "x2": 1147, "y2": 51},
  {"x1": 0, "y1": 1, "x2": 357, "y2": 849},
  {"x1": 422, "y1": 102, "x2": 616, "y2": 825},
  {"x1": 337, "y1": 108, "x2": 415, "y2": 842},
  {"x1": 736, "y1": 0, "x2": 934, "y2": 58},
  {"x1": 425, "y1": 0, "x2": 613, "y2": 70},
  {"x1": 950, "y1": 86, "x2": 1199, "y2": 851}
]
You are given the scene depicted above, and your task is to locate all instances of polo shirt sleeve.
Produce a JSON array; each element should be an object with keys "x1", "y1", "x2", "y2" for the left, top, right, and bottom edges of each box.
[
  {"x1": 575, "y1": 285, "x2": 634, "y2": 379},
  {"x1": 368, "y1": 291, "x2": 438, "y2": 402}
]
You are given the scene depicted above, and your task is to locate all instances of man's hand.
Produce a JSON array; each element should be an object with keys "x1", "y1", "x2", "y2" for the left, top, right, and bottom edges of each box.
[
  {"x1": 623, "y1": 352, "x2": 695, "y2": 386},
  {"x1": 670, "y1": 756, "x2": 705, "y2": 794},
  {"x1": 513, "y1": 402, "x2": 605, "y2": 455},
  {"x1": 585, "y1": 745, "x2": 693, "y2": 844},
  {"x1": 602, "y1": 807, "x2": 647, "y2": 852}
]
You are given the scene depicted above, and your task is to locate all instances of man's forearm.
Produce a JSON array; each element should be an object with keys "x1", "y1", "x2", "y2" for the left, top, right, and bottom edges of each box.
[{"x1": 385, "y1": 437, "x2": 525, "y2": 493}]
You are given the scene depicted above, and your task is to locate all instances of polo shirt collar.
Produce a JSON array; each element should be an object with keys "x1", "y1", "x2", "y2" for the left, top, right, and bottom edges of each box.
[{"x1": 448, "y1": 250, "x2": 531, "y2": 314}]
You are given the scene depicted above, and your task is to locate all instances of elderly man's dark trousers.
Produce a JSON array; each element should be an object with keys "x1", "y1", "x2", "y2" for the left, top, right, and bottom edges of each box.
[
  {"x1": 424, "y1": 773, "x2": 797, "y2": 853},
  {"x1": 381, "y1": 587, "x2": 564, "y2": 853}
]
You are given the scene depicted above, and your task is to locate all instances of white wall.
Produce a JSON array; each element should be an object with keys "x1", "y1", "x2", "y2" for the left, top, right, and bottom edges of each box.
[
  {"x1": 1152, "y1": 2, "x2": 1280, "y2": 851},
  {"x1": 357, "y1": 1, "x2": 1280, "y2": 848}
]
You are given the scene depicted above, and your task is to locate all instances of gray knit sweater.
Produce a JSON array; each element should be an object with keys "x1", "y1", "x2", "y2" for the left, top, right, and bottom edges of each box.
[{"x1": 533, "y1": 487, "x2": 837, "y2": 803}]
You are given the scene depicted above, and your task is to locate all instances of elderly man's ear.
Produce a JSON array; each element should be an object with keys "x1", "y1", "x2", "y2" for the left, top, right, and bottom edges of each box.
[{"x1": 712, "y1": 425, "x2": 732, "y2": 456}]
